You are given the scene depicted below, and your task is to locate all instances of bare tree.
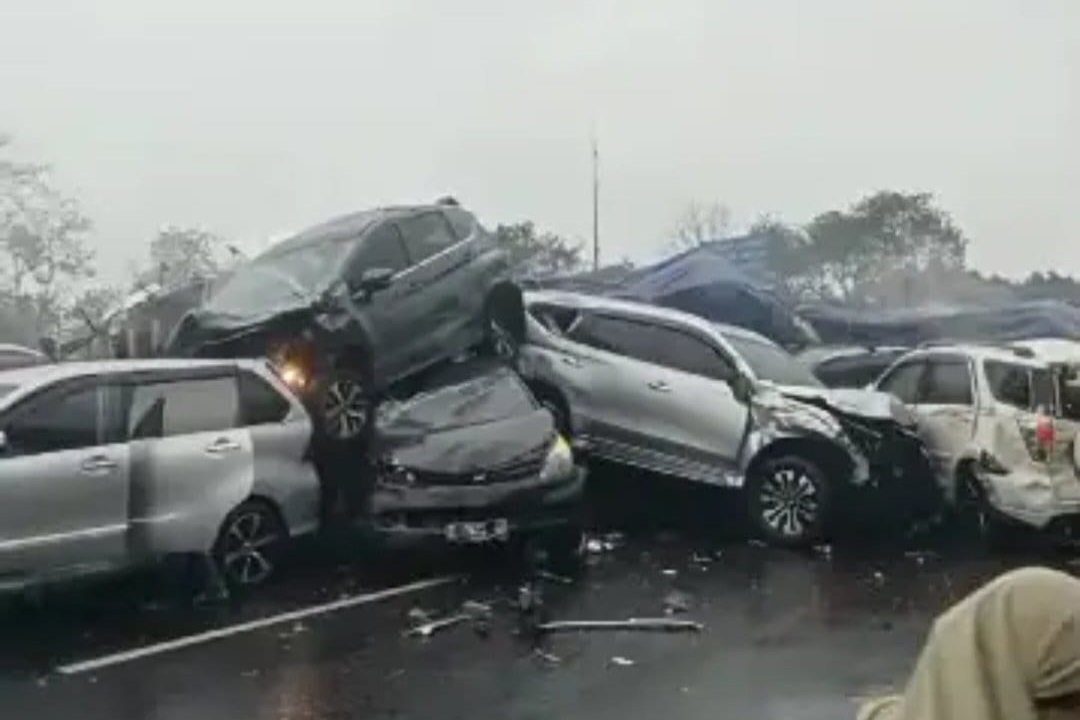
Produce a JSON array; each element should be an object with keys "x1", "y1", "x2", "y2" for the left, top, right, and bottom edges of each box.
[{"x1": 672, "y1": 201, "x2": 732, "y2": 249}]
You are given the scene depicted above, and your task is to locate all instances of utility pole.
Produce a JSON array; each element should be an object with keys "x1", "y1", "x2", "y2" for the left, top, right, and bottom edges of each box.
[{"x1": 592, "y1": 135, "x2": 600, "y2": 271}]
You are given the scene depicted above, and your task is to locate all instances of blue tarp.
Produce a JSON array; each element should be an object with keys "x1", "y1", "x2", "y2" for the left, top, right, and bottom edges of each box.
[
  {"x1": 800, "y1": 300, "x2": 1080, "y2": 346},
  {"x1": 536, "y1": 242, "x2": 819, "y2": 349}
]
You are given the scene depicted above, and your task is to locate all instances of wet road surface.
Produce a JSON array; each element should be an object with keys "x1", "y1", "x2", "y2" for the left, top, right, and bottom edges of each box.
[{"x1": 1, "y1": 467, "x2": 1075, "y2": 720}]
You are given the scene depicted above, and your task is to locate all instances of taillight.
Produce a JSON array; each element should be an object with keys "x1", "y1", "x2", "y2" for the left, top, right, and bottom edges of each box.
[{"x1": 1037, "y1": 416, "x2": 1056, "y2": 450}]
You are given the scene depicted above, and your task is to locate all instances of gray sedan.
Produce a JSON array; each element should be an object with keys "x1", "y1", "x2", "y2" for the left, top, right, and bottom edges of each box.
[{"x1": 0, "y1": 358, "x2": 320, "y2": 592}]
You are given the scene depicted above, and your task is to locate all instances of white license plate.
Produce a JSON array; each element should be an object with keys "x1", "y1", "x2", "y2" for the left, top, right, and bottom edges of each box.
[{"x1": 444, "y1": 519, "x2": 510, "y2": 544}]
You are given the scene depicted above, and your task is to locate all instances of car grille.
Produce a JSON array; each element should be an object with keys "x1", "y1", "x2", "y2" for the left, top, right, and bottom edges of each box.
[{"x1": 410, "y1": 444, "x2": 548, "y2": 487}]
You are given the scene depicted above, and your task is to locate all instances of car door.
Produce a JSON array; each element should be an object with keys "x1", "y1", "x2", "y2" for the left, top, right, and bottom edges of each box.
[
  {"x1": 621, "y1": 320, "x2": 750, "y2": 478},
  {"x1": 340, "y1": 222, "x2": 412, "y2": 385},
  {"x1": 393, "y1": 211, "x2": 469, "y2": 375},
  {"x1": 910, "y1": 356, "x2": 977, "y2": 483},
  {"x1": 0, "y1": 378, "x2": 130, "y2": 579},
  {"x1": 125, "y1": 371, "x2": 253, "y2": 556}
]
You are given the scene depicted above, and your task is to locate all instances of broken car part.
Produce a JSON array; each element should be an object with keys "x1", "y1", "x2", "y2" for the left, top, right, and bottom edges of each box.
[{"x1": 537, "y1": 618, "x2": 704, "y2": 633}]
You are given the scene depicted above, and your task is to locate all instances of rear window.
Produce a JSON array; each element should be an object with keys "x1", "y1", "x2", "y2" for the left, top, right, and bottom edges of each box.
[{"x1": 984, "y1": 361, "x2": 1053, "y2": 412}]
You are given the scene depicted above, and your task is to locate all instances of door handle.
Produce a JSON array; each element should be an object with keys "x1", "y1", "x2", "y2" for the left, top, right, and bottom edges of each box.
[
  {"x1": 647, "y1": 380, "x2": 671, "y2": 393},
  {"x1": 80, "y1": 455, "x2": 118, "y2": 473},
  {"x1": 560, "y1": 356, "x2": 582, "y2": 368},
  {"x1": 205, "y1": 438, "x2": 241, "y2": 455}
]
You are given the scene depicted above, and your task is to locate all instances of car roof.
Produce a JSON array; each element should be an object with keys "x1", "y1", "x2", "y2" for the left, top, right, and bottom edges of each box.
[
  {"x1": 0, "y1": 358, "x2": 263, "y2": 388},
  {"x1": 263, "y1": 204, "x2": 461, "y2": 257},
  {"x1": 523, "y1": 290, "x2": 778, "y2": 346},
  {"x1": 902, "y1": 343, "x2": 1047, "y2": 368}
]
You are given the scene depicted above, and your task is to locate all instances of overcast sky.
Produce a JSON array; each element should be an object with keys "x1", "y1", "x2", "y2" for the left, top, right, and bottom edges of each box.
[{"x1": 1, "y1": 0, "x2": 1076, "y2": 284}]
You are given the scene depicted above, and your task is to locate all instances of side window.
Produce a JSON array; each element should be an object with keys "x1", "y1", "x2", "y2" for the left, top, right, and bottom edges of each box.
[
  {"x1": 567, "y1": 314, "x2": 639, "y2": 356},
  {"x1": 984, "y1": 361, "x2": 1033, "y2": 410},
  {"x1": 921, "y1": 359, "x2": 973, "y2": 406},
  {"x1": 529, "y1": 303, "x2": 579, "y2": 335},
  {"x1": 346, "y1": 223, "x2": 409, "y2": 282},
  {"x1": 640, "y1": 326, "x2": 735, "y2": 381},
  {"x1": 238, "y1": 372, "x2": 291, "y2": 426},
  {"x1": 397, "y1": 212, "x2": 458, "y2": 264},
  {"x1": 4, "y1": 385, "x2": 102, "y2": 455},
  {"x1": 443, "y1": 208, "x2": 475, "y2": 241},
  {"x1": 878, "y1": 361, "x2": 925, "y2": 404},
  {"x1": 128, "y1": 377, "x2": 239, "y2": 439}
]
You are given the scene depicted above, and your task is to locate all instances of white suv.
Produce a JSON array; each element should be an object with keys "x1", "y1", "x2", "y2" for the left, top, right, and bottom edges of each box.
[{"x1": 874, "y1": 342, "x2": 1080, "y2": 533}]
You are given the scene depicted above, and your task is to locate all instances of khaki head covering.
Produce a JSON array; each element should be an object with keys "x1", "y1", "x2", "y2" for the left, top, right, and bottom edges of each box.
[{"x1": 858, "y1": 566, "x2": 1080, "y2": 720}]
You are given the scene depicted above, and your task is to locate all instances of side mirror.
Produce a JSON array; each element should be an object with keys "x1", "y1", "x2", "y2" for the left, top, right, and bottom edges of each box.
[{"x1": 352, "y1": 268, "x2": 394, "y2": 298}]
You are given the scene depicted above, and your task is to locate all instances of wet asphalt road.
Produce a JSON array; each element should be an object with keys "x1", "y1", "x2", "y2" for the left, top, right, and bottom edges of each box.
[{"x1": 1, "y1": 466, "x2": 1075, "y2": 720}]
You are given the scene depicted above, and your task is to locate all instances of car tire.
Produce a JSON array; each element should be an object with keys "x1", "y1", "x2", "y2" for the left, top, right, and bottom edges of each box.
[
  {"x1": 746, "y1": 455, "x2": 831, "y2": 547},
  {"x1": 213, "y1": 499, "x2": 287, "y2": 590},
  {"x1": 312, "y1": 368, "x2": 374, "y2": 446}
]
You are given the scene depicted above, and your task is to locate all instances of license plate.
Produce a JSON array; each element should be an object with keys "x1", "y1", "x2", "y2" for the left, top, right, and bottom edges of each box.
[{"x1": 444, "y1": 519, "x2": 510, "y2": 544}]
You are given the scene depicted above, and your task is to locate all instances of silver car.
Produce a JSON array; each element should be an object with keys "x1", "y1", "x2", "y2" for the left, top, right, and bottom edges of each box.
[
  {"x1": 0, "y1": 358, "x2": 320, "y2": 592},
  {"x1": 518, "y1": 291, "x2": 926, "y2": 546}
]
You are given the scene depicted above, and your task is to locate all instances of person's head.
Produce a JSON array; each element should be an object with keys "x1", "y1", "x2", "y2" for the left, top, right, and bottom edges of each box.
[{"x1": 860, "y1": 567, "x2": 1080, "y2": 720}]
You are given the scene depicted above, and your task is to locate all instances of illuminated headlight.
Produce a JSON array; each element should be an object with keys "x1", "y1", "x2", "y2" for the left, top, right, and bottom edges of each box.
[
  {"x1": 539, "y1": 434, "x2": 575, "y2": 483},
  {"x1": 278, "y1": 362, "x2": 308, "y2": 391}
]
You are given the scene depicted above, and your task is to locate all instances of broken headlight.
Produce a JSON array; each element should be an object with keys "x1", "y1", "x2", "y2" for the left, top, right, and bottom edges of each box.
[{"x1": 538, "y1": 434, "x2": 574, "y2": 483}]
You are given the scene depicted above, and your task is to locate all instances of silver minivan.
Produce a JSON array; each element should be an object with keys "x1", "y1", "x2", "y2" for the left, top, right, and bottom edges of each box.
[{"x1": 0, "y1": 358, "x2": 321, "y2": 592}]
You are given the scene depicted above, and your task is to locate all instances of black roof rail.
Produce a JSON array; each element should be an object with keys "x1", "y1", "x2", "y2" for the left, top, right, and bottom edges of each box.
[{"x1": 916, "y1": 339, "x2": 1035, "y2": 358}]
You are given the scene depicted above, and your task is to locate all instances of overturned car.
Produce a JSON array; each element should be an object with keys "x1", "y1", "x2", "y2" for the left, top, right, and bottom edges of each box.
[
  {"x1": 359, "y1": 359, "x2": 586, "y2": 562},
  {"x1": 517, "y1": 291, "x2": 938, "y2": 546}
]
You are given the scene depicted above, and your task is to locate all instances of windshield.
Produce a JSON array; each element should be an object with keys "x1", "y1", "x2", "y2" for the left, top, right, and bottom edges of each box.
[
  {"x1": 724, "y1": 333, "x2": 824, "y2": 388},
  {"x1": 205, "y1": 239, "x2": 349, "y2": 316}
]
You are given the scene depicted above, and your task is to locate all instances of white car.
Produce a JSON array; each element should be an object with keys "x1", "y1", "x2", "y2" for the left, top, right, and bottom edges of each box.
[
  {"x1": 874, "y1": 342, "x2": 1080, "y2": 534},
  {"x1": 0, "y1": 358, "x2": 321, "y2": 591}
]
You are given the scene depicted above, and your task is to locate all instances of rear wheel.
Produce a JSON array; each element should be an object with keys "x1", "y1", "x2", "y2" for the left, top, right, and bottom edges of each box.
[
  {"x1": 213, "y1": 500, "x2": 287, "y2": 589},
  {"x1": 746, "y1": 455, "x2": 831, "y2": 547}
]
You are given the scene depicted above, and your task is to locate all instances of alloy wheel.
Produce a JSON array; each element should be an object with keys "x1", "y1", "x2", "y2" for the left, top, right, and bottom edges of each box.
[
  {"x1": 758, "y1": 465, "x2": 820, "y2": 540},
  {"x1": 220, "y1": 508, "x2": 282, "y2": 587},
  {"x1": 322, "y1": 377, "x2": 369, "y2": 440}
]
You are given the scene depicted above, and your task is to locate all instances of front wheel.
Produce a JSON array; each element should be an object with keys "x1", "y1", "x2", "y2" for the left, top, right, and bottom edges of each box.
[
  {"x1": 746, "y1": 455, "x2": 831, "y2": 547},
  {"x1": 213, "y1": 500, "x2": 287, "y2": 590},
  {"x1": 312, "y1": 369, "x2": 373, "y2": 445}
]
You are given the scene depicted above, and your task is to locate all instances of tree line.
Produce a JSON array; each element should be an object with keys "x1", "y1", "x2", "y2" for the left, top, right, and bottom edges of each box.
[{"x1": 2, "y1": 133, "x2": 1076, "y2": 349}]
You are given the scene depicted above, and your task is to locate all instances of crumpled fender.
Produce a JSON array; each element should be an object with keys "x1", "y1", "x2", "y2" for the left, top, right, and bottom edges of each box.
[{"x1": 740, "y1": 387, "x2": 871, "y2": 486}]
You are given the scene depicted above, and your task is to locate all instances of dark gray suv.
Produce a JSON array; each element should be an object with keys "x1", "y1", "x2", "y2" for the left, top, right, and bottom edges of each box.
[{"x1": 166, "y1": 201, "x2": 523, "y2": 443}]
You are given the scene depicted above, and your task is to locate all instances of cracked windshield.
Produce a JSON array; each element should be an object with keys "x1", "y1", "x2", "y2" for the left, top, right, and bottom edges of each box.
[{"x1": 1, "y1": 2, "x2": 1078, "y2": 719}]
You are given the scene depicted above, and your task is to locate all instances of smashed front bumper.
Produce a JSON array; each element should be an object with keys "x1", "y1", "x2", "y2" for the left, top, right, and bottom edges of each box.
[{"x1": 357, "y1": 466, "x2": 586, "y2": 548}]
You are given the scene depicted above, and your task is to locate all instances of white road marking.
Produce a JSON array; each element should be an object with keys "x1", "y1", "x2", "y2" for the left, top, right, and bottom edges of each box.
[{"x1": 57, "y1": 575, "x2": 460, "y2": 676}]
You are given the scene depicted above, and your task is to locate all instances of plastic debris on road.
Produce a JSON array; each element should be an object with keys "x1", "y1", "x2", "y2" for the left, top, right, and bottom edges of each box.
[
  {"x1": 662, "y1": 568, "x2": 678, "y2": 577},
  {"x1": 610, "y1": 656, "x2": 635, "y2": 667},
  {"x1": 537, "y1": 618, "x2": 704, "y2": 634},
  {"x1": 663, "y1": 590, "x2": 692, "y2": 615}
]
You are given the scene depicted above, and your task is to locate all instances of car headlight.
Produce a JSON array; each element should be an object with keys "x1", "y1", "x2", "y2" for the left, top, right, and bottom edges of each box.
[
  {"x1": 278, "y1": 361, "x2": 308, "y2": 391},
  {"x1": 539, "y1": 434, "x2": 575, "y2": 483}
]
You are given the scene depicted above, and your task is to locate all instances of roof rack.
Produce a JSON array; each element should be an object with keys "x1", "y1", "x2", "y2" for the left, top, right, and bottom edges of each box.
[{"x1": 916, "y1": 339, "x2": 1035, "y2": 358}]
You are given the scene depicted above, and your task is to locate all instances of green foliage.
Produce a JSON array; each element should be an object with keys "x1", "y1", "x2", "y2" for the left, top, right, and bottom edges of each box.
[
  {"x1": 493, "y1": 221, "x2": 583, "y2": 276},
  {"x1": 145, "y1": 225, "x2": 226, "y2": 291}
]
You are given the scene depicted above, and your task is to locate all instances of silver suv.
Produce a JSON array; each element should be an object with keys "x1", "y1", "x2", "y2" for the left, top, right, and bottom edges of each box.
[
  {"x1": 518, "y1": 291, "x2": 923, "y2": 546},
  {"x1": 0, "y1": 359, "x2": 320, "y2": 592},
  {"x1": 874, "y1": 342, "x2": 1080, "y2": 535}
]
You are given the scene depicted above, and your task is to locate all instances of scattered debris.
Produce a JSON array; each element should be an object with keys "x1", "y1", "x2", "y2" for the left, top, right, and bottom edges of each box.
[
  {"x1": 405, "y1": 613, "x2": 471, "y2": 638},
  {"x1": 537, "y1": 618, "x2": 704, "y2": 634},
  {"x1": 533, "y1": 648, "x2": 562, "y2": 666},
  {"x1": 904, "y1": 550, "x2": 937, "y2": 565},
  {"x1": 748, "y1": 539, "x2": 767, "y2": 548},
  {"x1": 661, "y1": 568, "x2": 678, "y2": 577},
  {"x1": 536, "y1": 569, "x2": 574, "y2": 585},
  {"x1": 872, "y1": 571, "x2": 886, "y2": 587},
  {"x1": 663, "y1": 590, "x2": 692, "y2": 615},
  {"x1": 814, "y1": 544, "x2": 832, "y2": 558},
  {"x1": 586, "y1": 538, "x2": 605, "y2": 554},
  {"x1": 603, "y1": 532, "x2": 625, "y2": 549},
  {"x1": 241, "y1": 669, "x2": 260, "y2": 679},
  {"x1": 690, "y1": 552, "x2": 712, "y2": 565},
  {"x1": 462, "y1": 600, "x2": 493, "y2": 618},
  {"x1": 407, "y1": 607, "x2": 433, "y2": 623},
  {"x1": 610, "y1": 656, "x2": 635, "y2": 667}
]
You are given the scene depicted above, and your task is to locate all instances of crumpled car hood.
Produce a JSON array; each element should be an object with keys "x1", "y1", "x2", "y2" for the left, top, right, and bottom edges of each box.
[
  {"x1": 382, "y1": 410, "x2": 553, "y2": 475},
  {"x1": 771, "y1": 384, "x2": 916, "y2": 427}
]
